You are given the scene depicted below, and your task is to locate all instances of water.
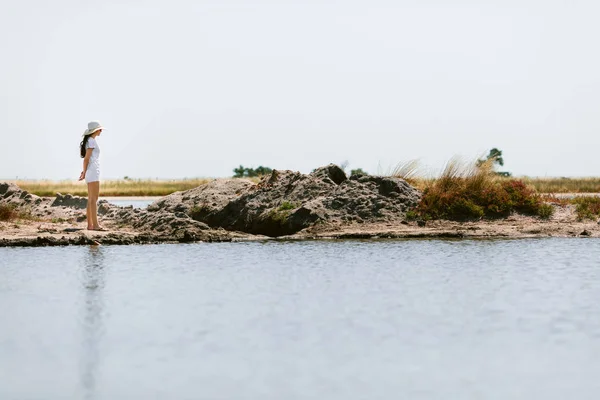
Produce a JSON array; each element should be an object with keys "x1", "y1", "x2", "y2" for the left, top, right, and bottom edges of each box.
[
  {"x1": 1, "y1": 239, "x2": 599, "y2": 399},
  {"x1": 102, "y1": 198, "x2": 156, "y2": 209}
]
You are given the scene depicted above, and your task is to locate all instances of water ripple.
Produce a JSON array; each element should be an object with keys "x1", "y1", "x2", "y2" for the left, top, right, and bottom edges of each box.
[{"x1": 1, "y1": 238, "x2": 599, "y2": 399}]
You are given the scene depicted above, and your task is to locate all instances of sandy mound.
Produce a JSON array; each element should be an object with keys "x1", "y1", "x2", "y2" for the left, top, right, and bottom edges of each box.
[
  {"x1": 0, "y1": 182, "x2": 234, "y2": 242},
  {"x1": 150, "y1": 165, "x2": 421, "y2": 237},
  {"x1": 1, "y1": 182, "x2": 44, "y2": 208},
  {"x1": 1, "y1": 165, "x2": 421, "y2": 241},
  {"x1": 150, "y1": 178, "x2": 254, "y2": 214}
]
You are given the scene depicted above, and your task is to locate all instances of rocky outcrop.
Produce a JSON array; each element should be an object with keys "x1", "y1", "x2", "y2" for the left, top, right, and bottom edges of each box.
[
  {"x1": 1, "y1": 165, "x2": 422, "y2": 243},
  {"x1": 148, "y1": 164, "x2": 421, "y2": 237},
  {"x1": 0, "y1": 182, "x2": 44, "y2": 207},
  {"x1": 0, "y1": 182, "x2": 78, "y2": 220},
  {"x1": 149, "y1": 178, "x2": 254, "y2": 215},
  {"x1": 98, "y1": 201, "x2": 215, "y2": 238},
  {"x1": 51, "y1": 193, "x2": 88, "y2": 209}
]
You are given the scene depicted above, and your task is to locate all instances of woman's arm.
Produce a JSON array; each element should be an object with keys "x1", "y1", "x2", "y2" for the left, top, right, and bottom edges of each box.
[{"x1": 78, "y1": 148, "x2": 94, "y2": 181}]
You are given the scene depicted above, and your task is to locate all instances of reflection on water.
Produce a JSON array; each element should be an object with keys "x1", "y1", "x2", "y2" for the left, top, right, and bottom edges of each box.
[{"x1": 79, "y1": 246, "x2": 106, "y2": 400}]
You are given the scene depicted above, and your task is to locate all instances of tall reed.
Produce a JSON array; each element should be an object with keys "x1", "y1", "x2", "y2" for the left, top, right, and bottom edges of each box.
[
  {"x1": 389, "y1": 159, "x2": 422, "y2": 184},
  {"x1": 411, "y1": 158, "x2": 553, "y2": 220}
]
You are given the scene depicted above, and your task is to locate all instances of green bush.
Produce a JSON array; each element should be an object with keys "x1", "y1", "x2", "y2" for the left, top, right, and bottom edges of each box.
[
  {"x1": 405, "y1": 210, "x2": 419, "y2": 220},
  {"x1": 572, "y1": 197, "x2": 600, "y2": 220},
  {"x1": 278, "y1": 201, "x2": 298, "y2": 211},
  {"x1": 350, "y1": 168, "x2": 368, "y2": 176},
  {"x1": 537, "y1": 203, "x2": 554, "y2": 219},
  {"x1": 413, "y1": 161, "x2": 553, "y2": 221},
  {"x1": 447, "y1": 198, "x2": 485, "y2": 219},
  {"x1": 265, "y1": 209, "x2": 290, "y2": 225}
]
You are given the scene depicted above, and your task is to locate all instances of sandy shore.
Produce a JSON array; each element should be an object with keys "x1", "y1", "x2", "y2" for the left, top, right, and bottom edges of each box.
[
  {"x1": 294, "y1": 206, "x2": 599, "y2": 240},
  {"x1": 2, "y1": 171, "x2": 599, "y2": 247},
  {"x1": 1, "y1": 203, "x2": 598, "y2": 247}
]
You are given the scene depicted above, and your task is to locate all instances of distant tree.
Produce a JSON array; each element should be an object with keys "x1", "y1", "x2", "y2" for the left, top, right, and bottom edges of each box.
[
  {"x1": 478, "y1": 148, "x2": 511, "y2": 176},
  {"x1": 233, "y1": 165, "x2": 246, "y2": 178},
  {"x1": 233, "y1": 165, "x2": 273, "y2": 178},
  {"x1": 487, "y1": 148, "x2": 504, "y2": 167},
  {"x1": 350, "y1": 168, "x2": 368, "y2": 176},
  {"x1": 252, "y1": 166, "x2": 273, "y2": 176}
]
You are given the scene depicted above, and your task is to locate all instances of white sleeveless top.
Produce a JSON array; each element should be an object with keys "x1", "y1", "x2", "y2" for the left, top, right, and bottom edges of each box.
[{"x1": 85, "y1": 137, "x2": 101, "y2": 183}]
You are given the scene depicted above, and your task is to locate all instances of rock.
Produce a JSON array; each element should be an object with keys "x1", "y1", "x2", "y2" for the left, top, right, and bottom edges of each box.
[
  {"x1": 52, "y1": 193, "x2": 88, "y2": 209},
  {"x1": 310, "y1": 164, "x2": 347, "y2": 185},
  {"x1": 94, "y1": 200, "x2": 211, "y2": 237},
  {"x1": 1, "y1": 167, "x2": 422, "y2": 243},
  {"x1": 0, "y1": 181, "x2": 246, "y2": 245},
  {"x1": 0, "y1": 182, "x2": 19, "y2": 197},
  {"x1": 580, "y1": 230, "x2": 592, "y2": 236},
  {"x1": 98, "y1": 201, "x2": 112, "y2": 215},
  {"x1": 152, "y1": 166, "x2": 421, "y2": 237},
  {"x1": 149, "y1": 178, "x2": 255, "y2": 215},
  {"x1": 0, "y1": 183, "x2": 58, "y2": 221},
  {"x1": 0, "y1": 183, "x2": 42, "y2": 206}
]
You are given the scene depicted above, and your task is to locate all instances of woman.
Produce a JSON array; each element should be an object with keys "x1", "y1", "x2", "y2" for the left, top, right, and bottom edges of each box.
[{"x1": 78, "y1": 121, "x2": 104, "y2": 231}]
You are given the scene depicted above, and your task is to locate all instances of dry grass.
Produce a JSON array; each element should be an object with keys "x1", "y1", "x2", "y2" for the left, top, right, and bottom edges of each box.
[
  {"x1": 522, "y1": 177, "x2": 600, "y2": 193},
  {"x1": 389, "y1": 159, "x2": 422, "y2": 184},
  {"x1": 0, "y1": 204, "x2": 16, "y2": 221},
  {"x1": 11, "y1": 179, "x2": 213, "y2": 197},
  {"x1": 9, "y1": 170, "x2": 600, "y2": 199},
  {"x1": 408, "y1": 158, "x2": 553, "y2": 220},
  {"x1": 0, "y1": 204, "x2": 34, "y2": 222},
  {"x1": 539, "y1": 194, "x2": 570, "y2": 206},
  {"x1": 385, "y1": 162, "x2": 600, "y2": 194}
]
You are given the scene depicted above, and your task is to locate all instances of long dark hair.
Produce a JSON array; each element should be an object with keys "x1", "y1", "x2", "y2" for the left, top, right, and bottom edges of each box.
[{"x1": 80, "y1": 135, "x2": 90, "y2": 158}]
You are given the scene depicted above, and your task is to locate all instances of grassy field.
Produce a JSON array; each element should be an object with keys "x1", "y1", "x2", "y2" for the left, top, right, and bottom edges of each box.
[
  {"x1": 406, "y1": 177, "x2": 600, "y2": 193},
  {"x1": 6, "y1": 175, "x2": 600, "y2": 197},
  {"x1": 11, "y1": 179, "x2": 212, "y2": 197},
  {"x1": 520, "y1": 177, "x2": 600, "y2": 193},
  {"x1": 4, "y1": 172, "x2": 600, "y2": 223}
]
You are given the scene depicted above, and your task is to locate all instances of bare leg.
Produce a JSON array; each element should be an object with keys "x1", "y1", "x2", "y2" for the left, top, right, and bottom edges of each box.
[
  {"x1": 88, "y1": 182, "x2": 101, "y2": 229},
  {"x1": 86, "y1": 183, "x2": 93, "y2": 229}
]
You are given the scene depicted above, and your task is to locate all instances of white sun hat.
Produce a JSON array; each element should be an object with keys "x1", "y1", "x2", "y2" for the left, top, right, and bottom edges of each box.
[{"x1": 82, "y1": 121, "x2": 104, "y2": 136}]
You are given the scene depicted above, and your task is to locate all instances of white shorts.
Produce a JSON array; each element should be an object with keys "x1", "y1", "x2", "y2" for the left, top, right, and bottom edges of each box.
[{"x1": 85, "y1": 167, "x2": 100, "y2": 183}]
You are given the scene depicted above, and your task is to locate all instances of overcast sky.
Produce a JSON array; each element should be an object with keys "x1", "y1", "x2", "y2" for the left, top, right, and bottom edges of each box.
[{"x1": 1, "y1": 0, "x2": 599, "y2": 180}]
